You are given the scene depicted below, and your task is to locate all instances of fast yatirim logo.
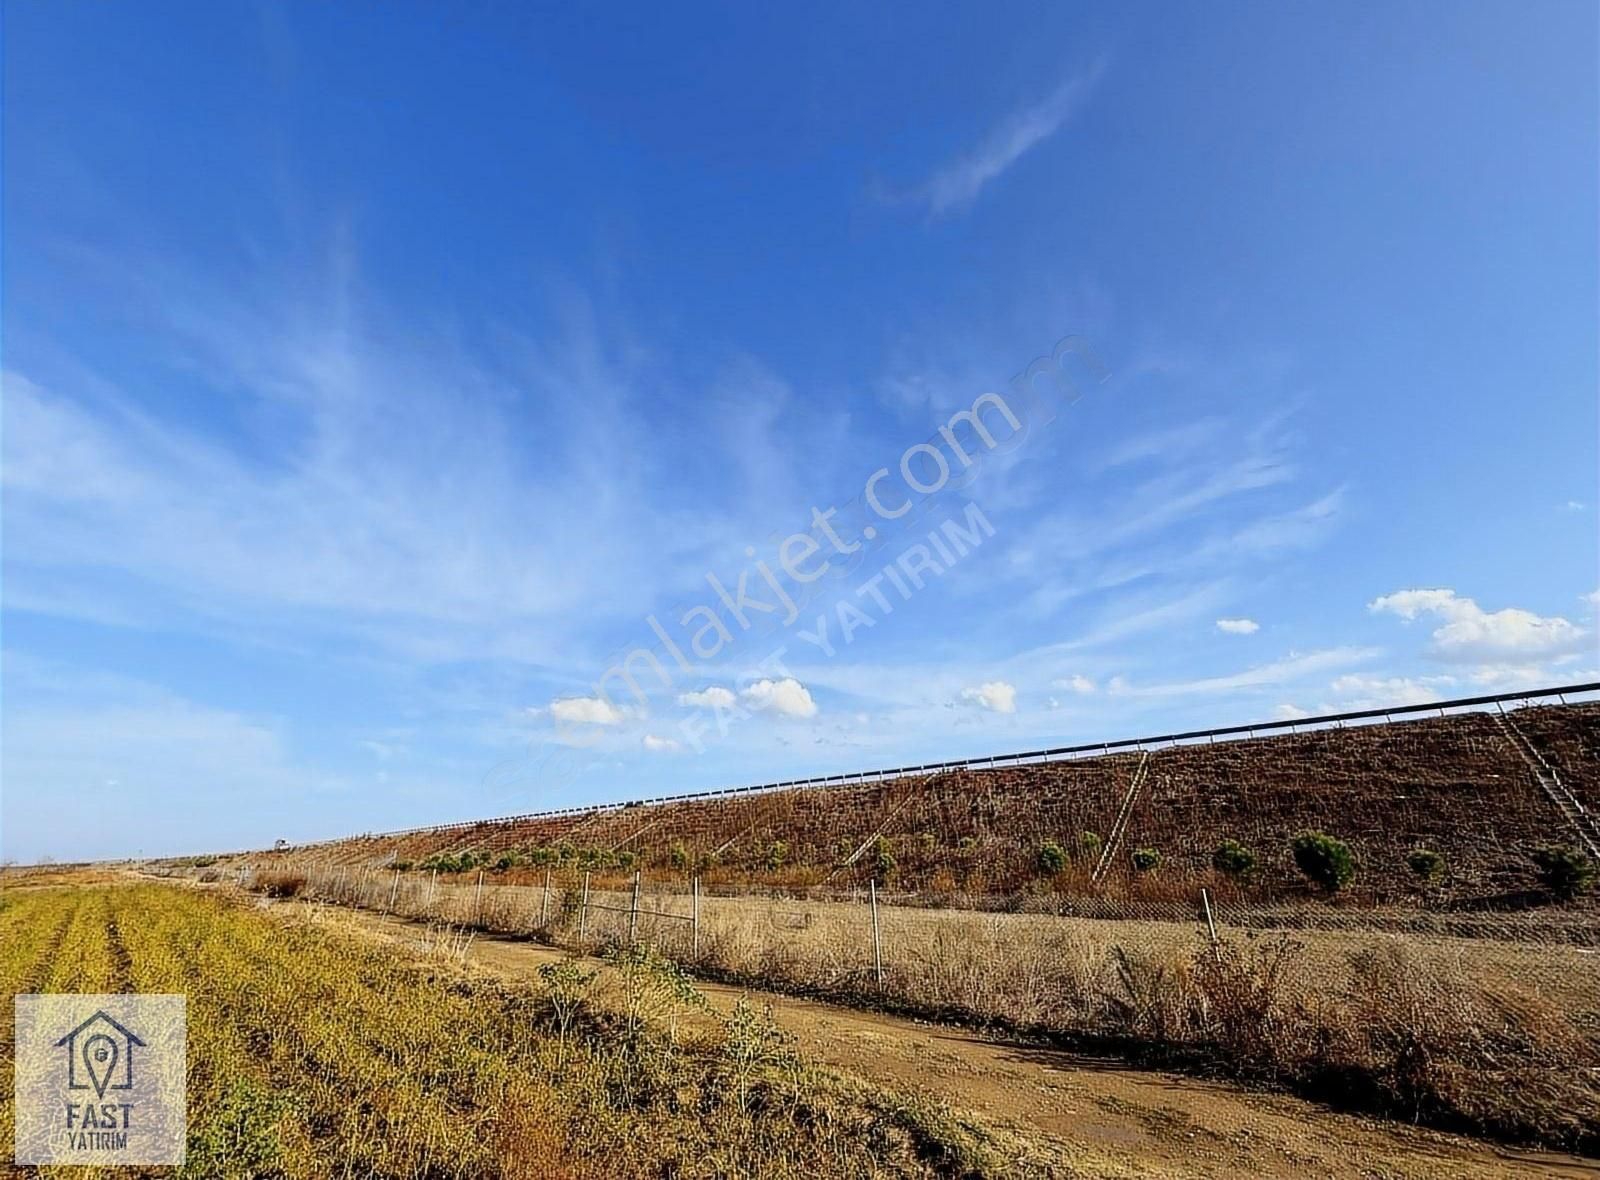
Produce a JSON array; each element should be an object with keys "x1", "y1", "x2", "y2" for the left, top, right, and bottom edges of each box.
[
  {"x1": 13, "y1": 994, "x2": 186, "y2": 1165},
  {"x1": 57, "y1": 1009, "x2": 143, "y2": 1100}
]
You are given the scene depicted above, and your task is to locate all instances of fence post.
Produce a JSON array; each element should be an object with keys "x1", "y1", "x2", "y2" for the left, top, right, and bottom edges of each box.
[
  {"x1": 1200, "y1": 888, "x2": 1221, "y2": 962},
  {"x1": 474, "y1": 870, "x2": 485, "y2": 925},
  {"x1": 428, "y1": 868, "x2": 438, "y2": 915},
  {"x1": 691, "y1": 876, "x2": 700, "y2": 959},
  {"x1": 541, "y1": 868, "x2": 552, "y2": 927},
  {"x1": 388, "y1": 868, "x2": 400, "y2": 915},
  {"x1": 579, "y1": 871, "x2": 591, "y2": 944},
  {"x1": 869, "y1": 879, "x2": 884, "y2": 989},
  {"x1": 629, "y1": 869, "x2": 642, "y2": 946}
]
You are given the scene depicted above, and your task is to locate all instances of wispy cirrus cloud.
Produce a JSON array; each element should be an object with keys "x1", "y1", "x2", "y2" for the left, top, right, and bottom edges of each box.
[
  {"x1": 1105, "y1": 647, "x2": 1380, "y2": 699},
  {"x1": 1, "y1": 244, "x2": 869, "y2": 675},
  {"x1": 897, "y1": 61, "x2": 1106, "y2": 219}
]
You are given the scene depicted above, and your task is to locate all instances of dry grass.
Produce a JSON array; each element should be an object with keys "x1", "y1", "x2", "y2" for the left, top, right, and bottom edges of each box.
[
  {"x1": 284, "y1": 867, "x2": 1600, "y2": 1152},
  {"x1": 1, "y1": 882, "x2": 1069, "y2": 1178},
  {"x1": 214, "y1": 704, "x2": 1600, "y2": 905}
]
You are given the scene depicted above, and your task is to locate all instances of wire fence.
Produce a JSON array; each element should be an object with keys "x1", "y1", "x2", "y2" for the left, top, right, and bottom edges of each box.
[{"x1": 203, "y1": 860, "x2": 1600, "y2": 1032}]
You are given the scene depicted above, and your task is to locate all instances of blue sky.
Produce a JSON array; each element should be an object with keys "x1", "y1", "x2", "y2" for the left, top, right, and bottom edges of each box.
[{"x1": 3, "y1": 2, "x2": 1596, "y2": 862}]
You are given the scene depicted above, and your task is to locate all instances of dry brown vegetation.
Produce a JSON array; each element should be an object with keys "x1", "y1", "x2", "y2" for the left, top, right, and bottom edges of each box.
[
  {"x1": 256, "y1": 867, "x2": 1600, "y2": 1154},
  {"x1": 0, "y1": 882, "x2": 1069, "y2": 1178},
  {"x1": 142, "y1": 702, "x2": 1600, "y2": 1156},
  {"x1": 224, "y1": 704, "x2": 1600, "y2": 908}
]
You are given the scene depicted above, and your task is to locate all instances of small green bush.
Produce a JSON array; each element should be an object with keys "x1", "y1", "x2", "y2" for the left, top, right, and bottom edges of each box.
[
  {"x1": 1531, "y1": 845, "x2": 1595, "y2": 900},
  {"x1": 1130, "y1": 848, "x2": 1161, "y2": 872},
  {"x1": 1077, "y1": 831, "x2": 1102, "y2": 860},
  {"x1": 1211, "y1": 840, "x2": 1255, "y2": 877},
  {"x1": 1291, "y1": 831, "x2": 1355, "y2": 894},
  {"x1": 765, "y1": 841, "x2": 788, "y2": 871},
  {"x1": 1036, "y1": 841, "x2": 1068, "y2": 876},
  {"x1": 668, "y1": 841, "x2": 690, "y2": 871},
  {"x1": 1406, "y1": 847, "x2": 1445, "y2": 884},
  {"x1": 872, "y1": 835, "x2": 897, "y2": 878}
]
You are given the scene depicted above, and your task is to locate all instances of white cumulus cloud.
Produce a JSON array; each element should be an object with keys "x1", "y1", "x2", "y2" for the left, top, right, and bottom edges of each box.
[
  {"x1": 1216, "y1": 617, "x2": 1260, "y2": 635},
  {"x1": 741, "y1": 677, "x2": 817, "y2": 719},
  {"x1": 678, "y1": 686, "x2": 738, "y2": 710},
  {"x1": 641, "y1": 734, "x2": 680, "y2": 753},
  {"x1": 548, "y1": 695, "x2": 624, "y2": 726},
  {"x1": 962, "y1": 681, "x2": 1018, "y2": 714},
  {"x1": 1368, "y1": 588, "x2": 1589, "y2": 663}
]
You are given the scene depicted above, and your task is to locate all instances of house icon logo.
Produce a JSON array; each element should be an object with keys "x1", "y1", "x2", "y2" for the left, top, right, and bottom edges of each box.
[
  {"x1": 15, "y1": 993, "x2": 185, "y2": 1165},
  {"x1": 54, "y1": 1010, "x2": 144, "y2": 1099}
]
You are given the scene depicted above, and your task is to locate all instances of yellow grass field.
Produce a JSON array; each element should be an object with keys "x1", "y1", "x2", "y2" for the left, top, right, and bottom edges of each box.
[{"x1": 0, "y1": 880, "x2": 1070, "y2": 1179}]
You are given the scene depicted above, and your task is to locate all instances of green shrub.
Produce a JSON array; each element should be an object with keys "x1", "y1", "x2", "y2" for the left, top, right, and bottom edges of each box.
[
  {"x1": 668, "y1": 841, "x2": 690, "y2": 871},
  {"x1": 1077, "y1": 831, "x2": 1102, "y2": 860},
  {"x1": 1130, "y1": 847, "x2": 1161, "y2": 872},
  {"x1": 1531, "y1": 845, "x2": 1595, "y2": 900},
  {"x1": 1406, "y1": 847, "x2": 1445, "y2": 884},
  {"x1": 186, "y1": 1077, "x2": 287, "y2": 1176},
  {"x1": 420, "y1": 850, "x2": 491, "y2": 875},
  {"x1": 1036, "y1": 841, "x2": 1068, "y2": 876},
  {"x1": 574, "y1": 846, "x2": 616, "y2": 871},
  {"x1": 1211, "y1": 840, "x2": 1255, "y2": 877},
  {"x1": 872, "y1": 836, "x2": 896, "y2": 878},
  {"x1": 1291, "y1": 831, "x2": 1355, "y2": 894},
  {"x1": 764, "y1": 841, "x2": 788, "y2": 871}
]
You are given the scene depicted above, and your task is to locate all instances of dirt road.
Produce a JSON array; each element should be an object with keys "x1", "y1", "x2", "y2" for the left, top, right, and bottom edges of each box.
[{"x1": 319, "y1": 903, "x2": 1598, "y2": 1179}]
